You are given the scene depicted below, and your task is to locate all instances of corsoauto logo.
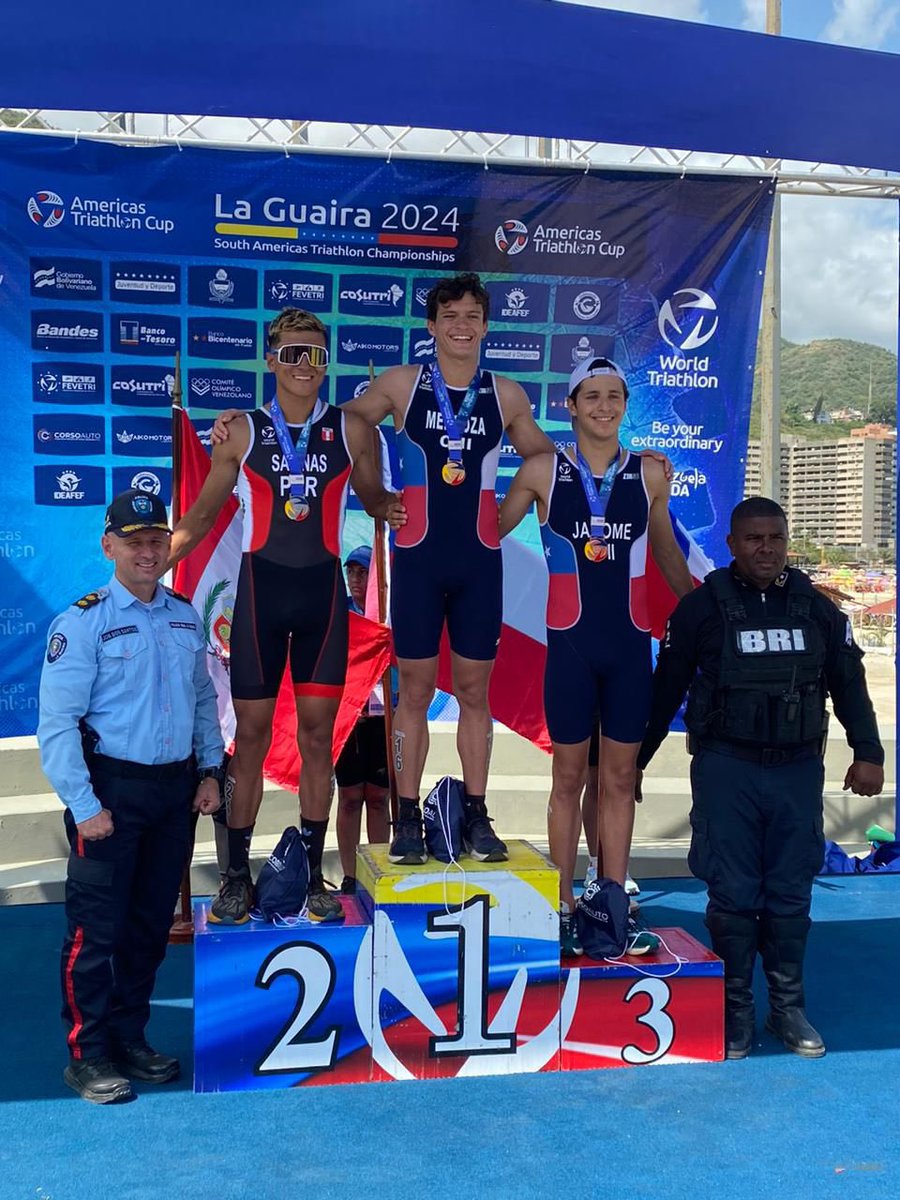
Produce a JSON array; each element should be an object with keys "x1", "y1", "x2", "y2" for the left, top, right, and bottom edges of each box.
[
  {"x1": 33, "y1": 415, "x2": 105, "y2": 455},
  {"x1": 27, "y1": 190, "x2": 66, "y2": 228},
  {"x1": 494, "y1": 219, "x2": 529, "y2": 255},
  {"x1": 658, "y1": 288, "x2": 719, "y2": 351}
]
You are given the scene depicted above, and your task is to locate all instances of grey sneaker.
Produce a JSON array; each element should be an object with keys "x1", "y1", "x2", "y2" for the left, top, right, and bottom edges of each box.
[
  {"x1": 306, "y1": 871, "x2": 345, "y2": 923},
  {"x1": 208, "y1": 865, "x2": 253, "y2": 925}
]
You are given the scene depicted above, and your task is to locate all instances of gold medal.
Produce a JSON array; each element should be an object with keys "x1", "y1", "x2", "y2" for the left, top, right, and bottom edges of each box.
[
  {"x1": 442, "y1": 460, "x2": 466, "y2": 486},
  {"x1": 584, "y1": 538, "x2": 608, "y2": 562},
  {"x1": 284, "y1": 497, "x2": 310, "y2": 521}
]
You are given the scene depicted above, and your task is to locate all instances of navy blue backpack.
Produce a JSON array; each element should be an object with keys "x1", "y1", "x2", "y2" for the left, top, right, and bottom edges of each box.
[
  {"x1": 254, "y1": 826, "x2": 310, "y2": 920},
  {"x1": 576, "y1": 877, "x2": 629, "y2": 958},
  {"x1": 423, "y1": 776, "x2": 466, "y2": 863}
]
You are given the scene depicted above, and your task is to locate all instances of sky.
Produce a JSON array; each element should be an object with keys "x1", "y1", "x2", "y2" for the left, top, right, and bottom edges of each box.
[{"x1": 565, "y1": 1, "x2": 900, "y2": 351}]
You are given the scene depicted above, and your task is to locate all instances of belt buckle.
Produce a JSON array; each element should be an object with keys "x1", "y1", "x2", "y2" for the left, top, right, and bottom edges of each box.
[{"x1": 761, "y1": 748, "x2": 787, "y2": 767}]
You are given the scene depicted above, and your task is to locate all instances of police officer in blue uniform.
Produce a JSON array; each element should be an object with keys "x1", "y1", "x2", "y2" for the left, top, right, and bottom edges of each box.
[
  {"x1": 638, "y1": 497, "x2": 884, "y2": 1060},
  {"x1": 39, "y1": 489, "x2": 224, "y2": 1104}
]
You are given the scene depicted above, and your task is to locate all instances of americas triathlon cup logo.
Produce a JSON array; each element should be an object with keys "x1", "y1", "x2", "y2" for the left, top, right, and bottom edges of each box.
[
  {"x1": 27, "y1": 190, "x2": 66, "y2": 229},
  {"x1": 494, "y1": 219, "x2": 529, "y2": 255},
  {"x1": 658, "y1": 288, "x2": 719, "y2": 351}
]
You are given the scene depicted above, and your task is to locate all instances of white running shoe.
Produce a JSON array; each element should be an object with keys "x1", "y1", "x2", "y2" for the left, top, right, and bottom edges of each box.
[{"x1": 625, "y1": 873, "x2": 640, "y2": 896}]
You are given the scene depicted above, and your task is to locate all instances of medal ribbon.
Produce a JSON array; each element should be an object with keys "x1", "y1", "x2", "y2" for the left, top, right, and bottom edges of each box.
[
  {"x1": 430, "y1": 360, "x2": 482, "y2": 466},
  {"x1": 574, "y1": 446, "x2": 621, "y2": 543},
  {"x1": 269, "y1": 397, "x2": 316, "y2": 507}
]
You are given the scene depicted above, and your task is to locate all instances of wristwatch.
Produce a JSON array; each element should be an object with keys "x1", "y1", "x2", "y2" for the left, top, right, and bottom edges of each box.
[{"x1": 198, "y1": 765, "x2": 224, "y2": 785}]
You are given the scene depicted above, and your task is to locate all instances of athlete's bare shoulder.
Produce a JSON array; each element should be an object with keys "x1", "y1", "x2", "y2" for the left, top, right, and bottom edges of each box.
[
  {"x1": 213, "y1": 410, "x2": 250, "y2": 462},
  {"x1": 492, "y1": 373, "x2": 532, "y2": 420}
]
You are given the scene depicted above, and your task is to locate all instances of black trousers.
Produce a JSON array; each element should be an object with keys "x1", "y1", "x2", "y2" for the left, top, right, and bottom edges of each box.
[
  {"x1": 688, "y1": 748, "x2": 825, "y2": 920},
  {"x1": 60, "y1": 758, "x2": 194, "y2": 1061}
]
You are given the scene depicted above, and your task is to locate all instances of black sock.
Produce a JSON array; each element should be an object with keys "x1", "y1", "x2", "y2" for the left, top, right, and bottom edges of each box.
[
  {"x1": 227, "y1": 825, "x2": 254, "y2": 873},
  {"x1": 464, "y1": 793, "x2": 486, "y2": 814},
  {"x1": 301, "y1": 817, "x2": 328, "y2": 877},
  {"x1": 398, "y1": 796, "x2": 421, "y2": 819}
]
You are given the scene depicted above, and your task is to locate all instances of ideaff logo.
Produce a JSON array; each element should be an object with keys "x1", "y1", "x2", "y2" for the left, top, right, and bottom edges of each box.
[
  {"x1": 658, "y1": 288, "x2": 719, "y2": 351},
  {"x1": 494, "y1": 219, "x2": 529, "y2": 255},
  {"x1": 31, "y1": 362, "x2": 103, "y2": 404},
  {"x1": 110, "y1": 365, "x2": 175, "y2": 406},
  {"x1": 263, "y1": 271, "x2": 332, "y2": 311},
  {"x1": 27, "y1": 190, "x2": 66, "y2": 228},
  {"x1": 111, "y1": 416, "x2": 172, "y2": 457},
  {"x1": 337, "y1": 273, "x2": 405, "y2": 315},
  {"x1": 113, "y1": 314, "x2": 180, "y2": 356},
  {"x1": 483, "y1": 334, "x2": 545, "y2": 371},
  {"x1": 112, "y1": 466, "x2": 172, "y2": 504},
  {"x1": 189, "y1": 265, "x2": 257, "y2": 308},
  {"x1": 337, "y1": 325, "x2": 403, "y2": 366},
  {"x1": 485, "y1": 281, "x2": 550, "y2": 323},
  {"x1": 30, "y1": 258, "x2": 101, "y2": 300},
  {"x1": 33, "y1": 414, "x2": 105, "y2": 456},
  {"x1": 34, "y1": 465, "x2": 105, "y2": 506},
  {"x1": 32, "y1": 310, "x2": 103, "y2": 353},
  {"x1": 188, "y1": 318, "x2": 257, "y2": 360},
  {"x1": 550, "y1": 333, "x2": 615, "y2": 375},
  {"x1": 110, "y1": 262, "x2": 180, "y2": 303},
  {"x1": 188, "y1": 369, "x2": 256, "y2": 409}
]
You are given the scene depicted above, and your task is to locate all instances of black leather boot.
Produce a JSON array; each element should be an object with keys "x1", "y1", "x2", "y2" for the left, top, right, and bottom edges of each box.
[
  {"x1": 759, "y1": 915, "x2": 825, "y2": 1058},
  {"x1": 64, "y1": 1057, "x2": 134, "y2": 1103},
  {"x1": 706, "y1": 911, "x2": 758, "y2": 1060}
]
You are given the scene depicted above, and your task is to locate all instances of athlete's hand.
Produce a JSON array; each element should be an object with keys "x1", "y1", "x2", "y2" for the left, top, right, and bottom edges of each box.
[
  {"x1": 77, "y1": 809, "x2": 115, "y2": 840},
  {"x1": 193, "y1": 777, "x2": 222, "y2": 815},
  {"x1": 210, "y1": 409, "x2": 244, "y2": 445},
  {"x1": 639, "y1": 449, "x2": 674, "y2": 481},
  {"x1": 634, "y1": 769, "x2": 643, "y2": 803},
  {"x1": 383, "y1": 493, "x2": 407, "y2": 531},
  {"x1": 843, "y1": 761, "x2": 884, "y2": 797}
]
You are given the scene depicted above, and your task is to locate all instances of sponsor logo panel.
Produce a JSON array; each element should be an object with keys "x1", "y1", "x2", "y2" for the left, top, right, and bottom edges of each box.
[
  {"x1": 34, "y1": 465, "x2": 106, "y2": 506},
  {"x1": 110, "y1": 261, "x2": 181, "y2": 303},
  {"x1": 188, "y1": 317, "x2": 258, "y2": 360},
  {"x1": 334, "y1": 375, "x2": 371, "y2": 405},
  {"x1": 485, "y1": 282, "x2": 550, "y2": 323},
  {"x1": 337, "y1": 273, "x2": 406, "y2": 315},
  {"x1": 111, "y1": 416, "x2": 172, "y2": 457},
  {"x1": 336, "y1": 325, "x2": 403, "y2": 367},
  {"x1": 31, "y1": 310, "x2": 103, "y2": 353},
  {"x1": 410, "y1": 278, "x2": 435, "y2": 318},
  {"x1": 33, "y1": 414, "x2": 105, "y2": 456},
  {"x1": 188, "y1": 265, "x2": 258, "y2": 308},
  {"x1": 112, "y1": 466, "x2": 172, "y2": 504},
  {"x1": 518, "y1": 381, "x2": 542, "y2": 416},
  {"x1": 110, "y1": 365, "x2": 176, "y2": 407},
  {"x1": 554, "y1": 282, "x2": 622, "y2": 325},
  {"x1": 30, "y1": 258, "x2": 102, "y2": 300},
  {"x1": 474, "y1": 207, "x2": 644, "y2": 273},
  {"x1": 263, "y1": 271, "x2": 333, "y2": 311},
  {"x1": 546, "y1": 383, "x2": 573, "y2": 418},
  {"x1": 409, "y1": 329, "x2": 435, "y2": 359},
  {"x1": 31, "y1": 362, "x2": 103, "y2": 404},
  {"x1": 112, "y1": 314, "x2": 180, "y2": 356},
  {"x1": 188, "y1": 369, "x2": 257, "y2": 410},
  {"x1": 482, "y1": 333, "x2": 546, "y2": 372},
  {"x1": 550, "y1": 333, "x2": 616, "y2": 375}
]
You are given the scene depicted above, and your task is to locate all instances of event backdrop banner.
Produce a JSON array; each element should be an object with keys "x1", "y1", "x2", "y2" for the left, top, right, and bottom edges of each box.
[{"x1": 0, "y1": 133, "x2": 773, "y2": 736}]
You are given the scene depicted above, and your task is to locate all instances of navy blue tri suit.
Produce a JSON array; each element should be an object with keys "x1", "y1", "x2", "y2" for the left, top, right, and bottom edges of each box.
[
  {"x1": 540, "y1": 449, "x2": 653, "y2": 745},
  {"x1": 392, "y1": 363, "x2": 504, "y2": 661}
]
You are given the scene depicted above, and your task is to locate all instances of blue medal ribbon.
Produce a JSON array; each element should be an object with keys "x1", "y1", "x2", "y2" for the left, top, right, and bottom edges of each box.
[
  {"x1": 574, "y1": 446, "x2": 621, "y2": 543},
  {"x1": 430, "y1": 360, "x2": 482, "y2": 466},
  {"x1": 269, "y1": 397, "x2": 316, "y2": 510}
]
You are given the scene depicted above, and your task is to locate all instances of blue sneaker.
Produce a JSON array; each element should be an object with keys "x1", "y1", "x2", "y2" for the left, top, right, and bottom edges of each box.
[
  {"x1": 389, "y1": 810, "x2": 428, "y2": 865},
  {"x1": 464, "y1": 807, "x2": 508, "y2": 862}
]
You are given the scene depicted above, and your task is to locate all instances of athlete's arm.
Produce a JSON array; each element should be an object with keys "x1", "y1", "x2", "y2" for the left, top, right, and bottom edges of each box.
[
  {"x1": 342, "y1": 367, "x2": 413, "y2": 427},
  {"x1": 167, "y1": 434, "x2": 244, "y2": 569},
  {"x1": 209, "y1": 408, "x2": 245, "y2": 445},
  {"x1": 344, "y1": 413, "x2": 407, "y2": 530},
  {"x1": 499, "y1": 380, "x2": 555, "y2": 459},
  {"x1": 637, "y1": 448, "x2": 674, "y2": 481},
  {"x1": 499, "y1": 453, "x2": 554, "y2": 538},
  {"x1": 645, "y1": 460, "x2": 694, "y2": 599}
]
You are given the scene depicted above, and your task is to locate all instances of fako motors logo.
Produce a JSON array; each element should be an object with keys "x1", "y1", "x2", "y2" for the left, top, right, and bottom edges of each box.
[
  {"x1": 494, "y1": 219, "x2": 529, "y2": 255},
  {"x1": 27, "y1": 190, "x2": 66, "y2": 228},
  {"x1": 112, "y1": 416, "x2": 171, "y2": 457}
]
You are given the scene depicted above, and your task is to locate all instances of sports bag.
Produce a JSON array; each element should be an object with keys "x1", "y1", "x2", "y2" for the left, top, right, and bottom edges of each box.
[
  {"x1": 423, "y1": 776, "x2": 466, "y2": 864},
  {"x1": 576, "y1": 877, "x2": 629, "y2": 958},
  {"x1": 254, "y1": 826, "x2": 310, "y2": 920}
]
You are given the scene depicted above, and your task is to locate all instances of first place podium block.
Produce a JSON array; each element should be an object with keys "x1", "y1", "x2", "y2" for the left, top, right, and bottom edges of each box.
[{"x1": 356, "y1": 840, "x2": 563, "y2": 1081}]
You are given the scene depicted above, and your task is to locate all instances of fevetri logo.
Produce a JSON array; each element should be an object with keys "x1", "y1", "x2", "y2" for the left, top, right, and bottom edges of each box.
[
  {"x1": 658, "y1": 288, "x2": 719, "y2": 351},
  {"x1": 27, "y1": 190, "x2": 66, "y2": 228},
  {"x1": 494, "y1": 219, "x2": 529, "y2": 255}
]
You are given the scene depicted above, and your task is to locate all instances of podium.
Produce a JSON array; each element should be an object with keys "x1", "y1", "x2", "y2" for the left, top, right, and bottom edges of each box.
[{"x1": 193, "y1": 842, "x2": 724, "y2": 1093}]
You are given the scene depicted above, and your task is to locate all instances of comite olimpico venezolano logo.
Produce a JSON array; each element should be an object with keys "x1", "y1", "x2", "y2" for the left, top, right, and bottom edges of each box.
[
  {"x1": 27, "y1": 190, "x2": 66, "y2": 228},
  {"x1": 657, "y1": 288, "x2": 719, "y2": 351},
  {"x1": 494, "y1": 219, "x2": 529, "y2": 255}
]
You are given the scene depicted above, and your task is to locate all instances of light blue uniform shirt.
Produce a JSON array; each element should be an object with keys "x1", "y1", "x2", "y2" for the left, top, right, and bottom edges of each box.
[{"x1": 38, "y1": 574, "x2": 224, "y2": 824}]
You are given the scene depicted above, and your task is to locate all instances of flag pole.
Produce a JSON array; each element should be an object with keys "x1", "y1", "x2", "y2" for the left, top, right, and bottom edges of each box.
[
  {"x1": 169, "y1": 349, "x2": 195, "y2": 944},
  {"x1": 370, "y1": 359, "x2": 399, "y2": 824}
]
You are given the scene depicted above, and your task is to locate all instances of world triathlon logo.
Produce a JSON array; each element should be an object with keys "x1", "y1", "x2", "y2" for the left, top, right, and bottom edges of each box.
[
  {"x1": 658, "y1": 288, "x2": 719, "y2": 351},
  {"x1": 27, "y1": 190, "x2": 66, "y2": 229},
  {"x1": 494, "y1": 219, "x2": 529, "y2": 255}
]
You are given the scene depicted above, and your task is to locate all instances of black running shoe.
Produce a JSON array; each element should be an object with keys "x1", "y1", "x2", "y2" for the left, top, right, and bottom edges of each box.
[
  {"x1": 389, "y1": 813, "x2": 428, "y2": 865},
  {"x1": 208, "y1": 865, "x2": 253, "y2": 925},
  {"x1": 64, "y1": 1057, "x2": 133, "y2": 1104},
  {"x1": 306, "y1": 871, "x2": 345, "y2": 923},
  {"x1": 464, "y1": 809, "x2": 508, "y2": 862},
  {"x1": 114, "y1": 1040, "x2": 180, "y2": 1084}
]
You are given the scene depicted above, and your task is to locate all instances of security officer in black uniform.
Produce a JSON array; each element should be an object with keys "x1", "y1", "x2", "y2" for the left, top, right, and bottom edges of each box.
[
  {"x1": 39, "y1": 490, "x2": 224, "y2": 1103},
  {"x1": 638, "y1": 497, "x2": 883, "y2": 1060}
]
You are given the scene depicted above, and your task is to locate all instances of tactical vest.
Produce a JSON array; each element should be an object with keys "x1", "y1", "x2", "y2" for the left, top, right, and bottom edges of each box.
[{"x1": 685, "y1": 568, "x2": 828, "y2": 748}]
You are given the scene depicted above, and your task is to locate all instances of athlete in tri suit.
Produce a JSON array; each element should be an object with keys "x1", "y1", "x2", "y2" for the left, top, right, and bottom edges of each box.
[
  {"x1": 500, "y1": 357, "x2": 693, "y2": 956},
  {"x1": 342, "y1": 273, "x2": 556, "y2": 865},
  {"x1": 169, "y1": 308, "x2": 404, "y2": 925}
]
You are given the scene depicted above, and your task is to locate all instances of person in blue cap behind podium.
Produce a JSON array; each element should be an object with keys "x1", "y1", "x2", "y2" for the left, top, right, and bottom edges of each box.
[{"x1": 39, "y1": 489, "x2": 224, "y2": 1104}]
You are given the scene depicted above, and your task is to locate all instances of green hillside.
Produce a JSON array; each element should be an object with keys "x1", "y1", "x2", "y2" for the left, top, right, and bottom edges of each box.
[{"x1": 749, "y1": 338, "x2": 897, "y2": 439}]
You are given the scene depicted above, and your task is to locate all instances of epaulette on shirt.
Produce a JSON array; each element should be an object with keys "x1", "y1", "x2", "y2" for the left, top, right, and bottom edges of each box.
[
  {"x1": 73, "y1": 589, "x2": 108, "y2": 611},
  {"x1": 164, "y1": 586, "x2": 192, "y2": 604}
]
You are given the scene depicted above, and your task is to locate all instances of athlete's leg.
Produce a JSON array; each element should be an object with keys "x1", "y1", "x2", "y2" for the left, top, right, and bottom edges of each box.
[
  {"x1": 596, "y1": 736, "x2": 641, "y2": 887},
  {"x1": 295, "y1": 693, "x2": 341, "y2": 823},
  {"x1": 393, "y1": 656, "x2": 439, "y2": 803},
  {"x1": 229, "y1": 699, "x2": 276, "y2": 827},
  {"x1": 450, "y1": 652, "x2": 495, "y2": 796},
  {"x1": 550, "y1": 739, "x2": 591, "y2": 911},
  {"x1": 363, "y1": 785, "x2": 391, "y2": 844},
  {"x1": 581, "y1": 727, "x2": 600, "y2": 866},
  {"x1": 336, "y1": 785, "x2": 364, "y2": 880}
]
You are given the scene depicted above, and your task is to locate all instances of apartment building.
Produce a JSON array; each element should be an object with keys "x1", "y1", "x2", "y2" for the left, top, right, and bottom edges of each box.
[{"x1": 744, "y1": 427, "x2": 896, "y2": 548}]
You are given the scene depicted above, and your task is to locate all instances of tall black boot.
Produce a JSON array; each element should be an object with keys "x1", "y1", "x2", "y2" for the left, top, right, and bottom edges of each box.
[
  {"x1": 706, "y1": 911, "x2": 758, "y2": 1060},
  {"x1": 759, "y1": 914, "x2": 825, "y2": 1058}
]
